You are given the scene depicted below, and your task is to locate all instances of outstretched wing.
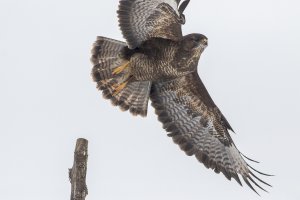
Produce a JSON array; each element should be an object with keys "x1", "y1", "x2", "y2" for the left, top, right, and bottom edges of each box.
[
  {"x1": 150, "y1": 72, "x2": 271, "y2": 194},
  {"x1": 117, "y1": 0, "x2": 190, "y2": 49}
]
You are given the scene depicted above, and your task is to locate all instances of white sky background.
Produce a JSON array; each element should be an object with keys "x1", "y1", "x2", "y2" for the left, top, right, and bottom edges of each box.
[{"x1": 0, "y1": 0, "x2": 299, "y2": 199}]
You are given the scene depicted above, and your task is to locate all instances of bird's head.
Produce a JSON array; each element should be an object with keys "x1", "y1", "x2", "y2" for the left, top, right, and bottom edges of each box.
[
  {"x1": 181, "y1": 33, "x2": 208, "y2": 53},
  {"x1": 176, "y1": 34, "x2": 208, "y2": 70}
]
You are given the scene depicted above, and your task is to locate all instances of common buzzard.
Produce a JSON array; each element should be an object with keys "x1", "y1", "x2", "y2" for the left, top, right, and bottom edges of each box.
[{"x1": 91, "y1": 0, "x2": 271, "y2": 194}]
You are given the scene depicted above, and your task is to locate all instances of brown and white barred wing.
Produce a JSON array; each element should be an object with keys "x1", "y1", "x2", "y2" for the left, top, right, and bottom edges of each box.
[
  {"x1": 150, "y1": 72, "x2": 271, "y2": 194},
  {"x1": 117, "y1": 0, "x2": 186, "y2": 49}
]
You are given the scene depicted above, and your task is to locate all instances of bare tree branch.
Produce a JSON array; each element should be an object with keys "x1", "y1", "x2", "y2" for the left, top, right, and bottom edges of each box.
[{"x1": 69, "y1": 138, "x2": 88, "y2": 200}]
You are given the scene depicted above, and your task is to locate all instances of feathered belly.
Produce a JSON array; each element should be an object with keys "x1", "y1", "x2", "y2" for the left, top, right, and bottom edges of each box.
[{"x1": 131, "y1": 57, "x2": 181, "y2": 81}]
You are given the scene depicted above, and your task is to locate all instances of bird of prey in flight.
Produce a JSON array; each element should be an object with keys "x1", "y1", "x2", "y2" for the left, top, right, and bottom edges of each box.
[{"x1": 91, "y1": 0, "x2": 271, "y2": 194}]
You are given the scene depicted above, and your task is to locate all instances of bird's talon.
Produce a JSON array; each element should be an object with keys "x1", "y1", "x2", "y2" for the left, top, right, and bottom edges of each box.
[
  {"x1": 112, "y1": 81, "x2": 128, "y2": 96},
  {"x1": 113, "y1": 61, "x2": 129, "y2": 75}
]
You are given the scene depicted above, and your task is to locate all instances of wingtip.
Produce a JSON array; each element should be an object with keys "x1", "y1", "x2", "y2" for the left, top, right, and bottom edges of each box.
[
  {"x1": 241, "y1": 153, "x2": 260, "y2": 163},
  {"x1": 242, "y1": 176, "x2": 261, "y2": 196},
  {"x1": 247, "y1": 164, "x2": 274, "y2": 177},
  {"x1": 178, "y1": 0, "x2": 191, "y2": 14}
]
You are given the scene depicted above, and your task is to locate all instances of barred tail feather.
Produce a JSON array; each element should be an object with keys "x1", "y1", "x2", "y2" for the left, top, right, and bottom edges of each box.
[{"x1": 91, "y1": 36, "x2": 151, "y2": 116}]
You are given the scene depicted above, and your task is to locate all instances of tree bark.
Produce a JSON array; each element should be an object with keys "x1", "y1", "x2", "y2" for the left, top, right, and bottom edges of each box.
[{"x1": 69, "y1": 138, "x2": 88, "y2": 200}]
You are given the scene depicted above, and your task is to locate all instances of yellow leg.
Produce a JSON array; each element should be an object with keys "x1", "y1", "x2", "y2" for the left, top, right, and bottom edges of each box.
[
  {"x1": 112, "y1": 61, "x2": 129, "y2": 75},
  {"x1": 112, "y1": 81, "x2": 128, "y2": 96}
]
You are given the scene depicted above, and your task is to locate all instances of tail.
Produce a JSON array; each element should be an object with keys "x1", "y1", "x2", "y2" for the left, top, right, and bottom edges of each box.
[{"x1": 91, "y1": 36, "x2": 151, "y2": 116}]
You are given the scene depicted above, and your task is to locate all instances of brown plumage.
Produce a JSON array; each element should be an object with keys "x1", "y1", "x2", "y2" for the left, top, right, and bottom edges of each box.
[{"x1": 91, "y1": 0, "x2": 271, "y2": 194}]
